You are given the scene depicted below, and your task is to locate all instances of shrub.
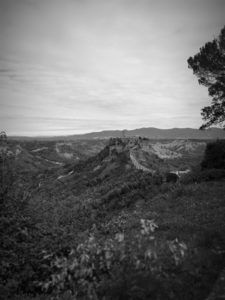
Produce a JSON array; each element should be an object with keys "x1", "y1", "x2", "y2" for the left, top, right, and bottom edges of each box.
[
  {"x1": 181, "y1": 168, "x2": 225, "y2": 184},
  {"x1": 38, "y1": 220, "x2": 188, "y2": 300},
  {"x1": 201, "y1": 140, "x2": 225, "y2": 169},
  {"x1": 0, "y1": 172, "x2": 39, "y2": 297}
]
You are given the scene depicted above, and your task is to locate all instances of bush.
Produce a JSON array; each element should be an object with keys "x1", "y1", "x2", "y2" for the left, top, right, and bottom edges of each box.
[
  {"x1": 181, "y1": 168, "x2": 225, "y2": 184},
  {"x1": 38, "y1": 220, "x2": 189, "y2": 300},
  {"x1": 0, "y1": 175, "x2": 38, "y2": 297},
  {"x1": 201, "y1": 140, "x2": 225, "y2": 169}
]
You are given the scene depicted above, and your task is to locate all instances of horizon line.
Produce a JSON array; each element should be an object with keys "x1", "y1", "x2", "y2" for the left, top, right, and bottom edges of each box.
[{"x1": 4, "y1": 126, "x2": 222, "y2": 138}]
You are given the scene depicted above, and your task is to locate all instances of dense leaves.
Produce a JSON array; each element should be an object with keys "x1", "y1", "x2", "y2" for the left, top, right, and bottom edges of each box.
[
  {"x1": 38, "y1": 220, "x2": 189, "y2": 300},
  {"x1": 201, "y1": 139, "x2": 225, "y2": 169},
  {"x1": 188, "y1": 26, "x2": 225, "y2": 129},
  {"x1": 0, "y1": 160, "x2": 36, "y2": 297}
]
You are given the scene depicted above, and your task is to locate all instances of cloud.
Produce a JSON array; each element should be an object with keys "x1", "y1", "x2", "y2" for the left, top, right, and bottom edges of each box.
[{"x1": 0, "y1": 0, "x2": 224, "y2": 135}]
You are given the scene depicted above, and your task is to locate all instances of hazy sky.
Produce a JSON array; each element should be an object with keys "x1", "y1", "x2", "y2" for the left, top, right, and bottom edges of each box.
[{"x1": 0, "y1": 0, "x2": 225, "y2": 136}]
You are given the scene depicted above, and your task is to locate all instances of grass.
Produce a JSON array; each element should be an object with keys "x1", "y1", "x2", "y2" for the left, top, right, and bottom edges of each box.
[
  {"x1": 2, "y1": 138, "x2": 225, "y2": 300},
  {"x1": 95, "y1": 179, "x2": 225, "y2": 300},
  {"x1": 5, "y1": 179, "x2": 225, "y2": 300}
]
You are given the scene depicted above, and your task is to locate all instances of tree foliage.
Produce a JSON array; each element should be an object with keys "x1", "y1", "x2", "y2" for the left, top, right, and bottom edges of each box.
[
  {"x1": 201, "y1": 140, "x2": 225, "y2": 169},
  {"x1": 188, "y1": 26, "x2": 225, "y2": 129}
]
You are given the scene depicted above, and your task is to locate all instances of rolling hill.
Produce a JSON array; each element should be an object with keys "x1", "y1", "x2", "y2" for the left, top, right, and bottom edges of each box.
[{"x1": 8, "y1": 127, "x2": 225, "y2": 140}]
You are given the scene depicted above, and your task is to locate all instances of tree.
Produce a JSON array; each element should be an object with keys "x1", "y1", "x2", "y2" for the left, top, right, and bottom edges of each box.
[
  {"x1": 201, "y1": 140, "x2": 225, "y2": 169},
  {"x1": 188, "y1": 26, "x2": 225, "y2": 129}
]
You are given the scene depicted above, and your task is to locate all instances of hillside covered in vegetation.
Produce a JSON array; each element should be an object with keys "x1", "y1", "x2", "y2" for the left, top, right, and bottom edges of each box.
[{"x1": 1, "y1": 137, "x2": 225, "y2": 300}]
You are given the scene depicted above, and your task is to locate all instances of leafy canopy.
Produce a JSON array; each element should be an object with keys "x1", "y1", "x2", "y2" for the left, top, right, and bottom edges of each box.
[{"x1": 188, "y1": 26, "x2": 225, "y2": 129}]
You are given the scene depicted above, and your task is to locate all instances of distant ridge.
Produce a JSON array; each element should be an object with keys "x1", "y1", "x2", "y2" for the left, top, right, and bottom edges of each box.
[{"x1": 9, "y1": 127, "x2": 225, "y2": 140}]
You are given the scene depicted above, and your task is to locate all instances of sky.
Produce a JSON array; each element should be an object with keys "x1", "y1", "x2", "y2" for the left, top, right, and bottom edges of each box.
[{"x1": 0, "y1": 0, "x2": 225, "y2": 136}]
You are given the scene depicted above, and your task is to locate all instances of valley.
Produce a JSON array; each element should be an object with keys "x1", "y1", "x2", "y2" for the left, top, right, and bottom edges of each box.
[
  {"x1": 2, "y1": 137, "x2": 206, "y2": 183},
  {"x1": 1, "y1": 136, "x2": 225, "y2": 300}
]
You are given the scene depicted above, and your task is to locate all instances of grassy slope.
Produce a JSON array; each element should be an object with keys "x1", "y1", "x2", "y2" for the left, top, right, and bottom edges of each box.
[
  {"x1": 2, "y1": 139, "x2": 225, "y2": 300},
  {"x1": 14, "y1": 179, "x2": 225, "y2": 300},
  {"x1": 95, "y1": 180, "x2": 225, "y2": 300}
]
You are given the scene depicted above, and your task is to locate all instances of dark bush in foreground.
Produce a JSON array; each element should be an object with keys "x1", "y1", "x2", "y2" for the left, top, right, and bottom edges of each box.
[
  {"x1": 201, "y1": 140, "x2": 225, "y2": 169},
  {"x1": 181, "y1": 168, "x2": 225, "y2": 184}
]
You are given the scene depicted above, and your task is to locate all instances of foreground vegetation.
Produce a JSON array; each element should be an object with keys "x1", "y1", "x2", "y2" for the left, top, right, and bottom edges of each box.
[{"x1": 1, "y1": 140, "x2": 225, "y2": 300}]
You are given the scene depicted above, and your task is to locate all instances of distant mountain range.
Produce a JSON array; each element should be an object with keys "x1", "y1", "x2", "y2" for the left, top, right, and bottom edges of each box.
[{"x1": 9, "y1": 127, "x2": 225, "y2": 140}]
